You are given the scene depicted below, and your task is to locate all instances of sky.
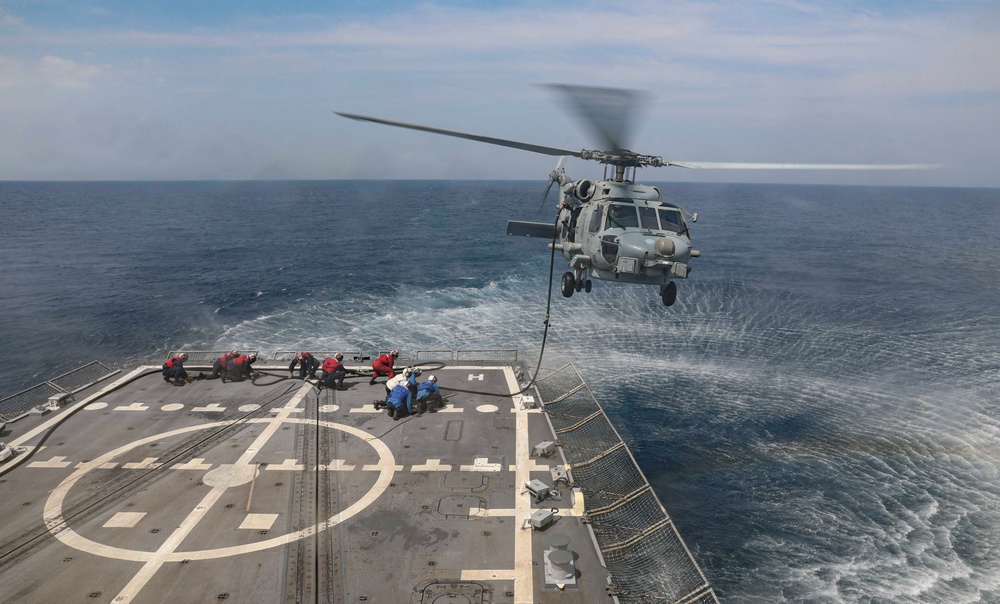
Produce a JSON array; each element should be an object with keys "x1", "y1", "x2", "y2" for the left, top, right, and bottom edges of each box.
[{"x1": 1, "y1": 1, "x2": 998, "y2": 186}]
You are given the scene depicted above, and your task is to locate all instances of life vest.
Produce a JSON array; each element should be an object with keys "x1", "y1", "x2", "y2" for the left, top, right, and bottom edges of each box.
[
  {"x1": 234, "y1": 354, "x2": 250, "y2": 368},
  {"x1": 322, "y1": 358, "x2": 343, "y2": 373},
  {"x1": 164, "y1": 356, "x2": 183, "y2": 369},
  {"x1": 219, "y1": 353, "x2": 233, "y2": 366}
]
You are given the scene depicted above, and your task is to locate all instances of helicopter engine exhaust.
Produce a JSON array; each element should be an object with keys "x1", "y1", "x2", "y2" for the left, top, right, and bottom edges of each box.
[{"x1": 573, "y1": 179, "x2": 595, "y2": 201}]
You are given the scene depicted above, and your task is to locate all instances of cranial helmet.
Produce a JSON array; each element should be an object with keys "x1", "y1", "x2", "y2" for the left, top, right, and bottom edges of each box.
[
  {"x1": 180, "y1": 353, "x2": 189, "y2": 361},
  {"x1": 402, "y1": 367, "x2": 413, "y2": 377},
  {"x1": 249, "y1": 353, "x2": 257, "y2": 362},
  {"x1": 428, "y1": 375, "x2": 437, "y2": 383},
  {"x1": 413, "y1": 368, "x2": 422, "y2": 376},
  {"x1": 391, "y1": 350, "x2": 399, "y2": 357},
  {"x1": 335, "y1": 352, "x2": 343, "y2": 360},
  {"x1": 232, "y1": 350, "x2": 240, "y2": 356}
]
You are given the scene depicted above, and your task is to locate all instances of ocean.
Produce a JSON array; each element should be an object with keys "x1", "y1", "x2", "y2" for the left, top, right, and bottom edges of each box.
[{"x1": 2, "y1": 179, "x2": 999, "y2": 601}]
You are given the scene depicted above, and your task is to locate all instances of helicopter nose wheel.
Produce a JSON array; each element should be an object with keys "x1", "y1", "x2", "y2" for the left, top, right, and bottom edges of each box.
[
  {"x1": 561, "y1": 272, "x2": 576, "y2": 298},
  {"x1": 660, "y1": 281, "x2": 677, "y2": 307}
]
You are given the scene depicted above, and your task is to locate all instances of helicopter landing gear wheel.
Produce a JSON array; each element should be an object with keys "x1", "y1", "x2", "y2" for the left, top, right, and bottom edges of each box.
[
  {"x1": 584, "y1": 280, "x2": 592, "y2": 293},
  {"x1": 660, "y1": 281, "x2": 677, "y2": 307},
  {"x1": 561, "y1": 272, "x2": 576, "y2": 298}
]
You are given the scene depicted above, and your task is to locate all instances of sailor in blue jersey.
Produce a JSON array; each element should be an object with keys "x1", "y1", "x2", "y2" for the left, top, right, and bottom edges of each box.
[
  {"x1": 384, "y1": 382, "x2": 413, "y2": 420},
  {"x1": 416, "y1": 374, "x2": 443, "y2": 414}
]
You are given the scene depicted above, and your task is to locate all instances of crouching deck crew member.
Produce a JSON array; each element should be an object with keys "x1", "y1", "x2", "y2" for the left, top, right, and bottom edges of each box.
[
  {"x1": 320, "y1": 352, "x2": 348, "y2": 390},
  {"x1": 162, "y1": 353, "x2": 189, "y2": 386},
  {"x1": 370, "y1": 349, "x2": 398, "y2": 385},
  {"x1": 383, "y1": 382, "x2": 413, "y2": 420},
  {"x1": 416, "y1": 374, "x2": 443, "y2": 414},
  {"x1": 289, "y1": 351, "x2": 319, "y2": 379}
]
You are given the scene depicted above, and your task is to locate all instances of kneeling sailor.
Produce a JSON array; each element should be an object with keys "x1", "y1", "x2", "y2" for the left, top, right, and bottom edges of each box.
[
  {"x1": 162, "y1": 353, "x2": 189, "y2": 386},
  {"x1": 416, "y1": 374, "x2": 443, "y2": 414},
  {"x1": 383, "y1": 382, "x2": 413, "y2": 421},
  {"x1": 320, "y1": 353, "x2": 348, "y2": 390}
]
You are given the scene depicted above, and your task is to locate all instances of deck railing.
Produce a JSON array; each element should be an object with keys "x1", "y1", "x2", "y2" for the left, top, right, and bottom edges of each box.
[{"x1": 533, "y1": 363, "x2": 718, "y2": 604}]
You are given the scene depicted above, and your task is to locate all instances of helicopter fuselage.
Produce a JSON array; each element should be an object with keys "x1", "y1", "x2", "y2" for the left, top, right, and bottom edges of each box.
[{"x1": 508, "y1": 175, "x2": 699, "y2": 305}]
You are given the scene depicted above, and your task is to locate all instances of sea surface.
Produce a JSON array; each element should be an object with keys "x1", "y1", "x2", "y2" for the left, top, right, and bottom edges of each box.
[{"x1": 2, "y1": 179, "x2": 1000, "y2": 602}]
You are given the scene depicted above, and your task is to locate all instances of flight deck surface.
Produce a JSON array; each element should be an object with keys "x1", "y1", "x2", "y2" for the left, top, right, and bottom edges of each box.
[{"x1": 0, "y1": 354, "x2": 716, "y2": 603}]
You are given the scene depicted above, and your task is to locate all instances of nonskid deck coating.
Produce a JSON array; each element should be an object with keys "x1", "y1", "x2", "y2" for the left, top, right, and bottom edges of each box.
[{"x1": 0, "y1": 363, "x2": 611, "y2": 603}]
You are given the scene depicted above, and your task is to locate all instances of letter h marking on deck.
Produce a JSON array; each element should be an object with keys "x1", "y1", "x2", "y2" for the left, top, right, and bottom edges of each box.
[{"x1": 467, "y1": 373, "x2": 484, "y2": 381}]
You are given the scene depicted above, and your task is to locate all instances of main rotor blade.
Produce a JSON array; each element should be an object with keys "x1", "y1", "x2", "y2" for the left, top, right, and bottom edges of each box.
[
  {"x1": 336, "y1": 112, "x2": 582, "y2": 158},
  {"x1": 544, "y1": 84, "x2": 647, "y2": 153},
  {"x1": 664, "y1": 161, "x2": 942, "y2": 170}
]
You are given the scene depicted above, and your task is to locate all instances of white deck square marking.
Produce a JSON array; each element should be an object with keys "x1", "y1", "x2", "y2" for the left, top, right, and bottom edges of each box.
[
  {"x1": 349, "y1": 406, "x2": 384, "y2": 413},
  {"x1": 28, "y1": 456, "x2": 71, "y2": 468},
  {"x1": 460, "y1": 457, "x2": 503, "y2": 472},
  {"x1": 76, "y1": 461, "x2": 118, "y2": 469},
  {"x1": 411, "y1": 459, "x2": 453, "y2": 472},
  {"x1": 266, "y1": 458, "x2": 304, "y2": 471},
  {"x1": 239, "y1": 513, "x2": 278, "y2": 530},
  {"x1": 363, "y1": 464, "x2": 404, "y2": 472},
  {"x1": 192, "y1": 403, "x2": 226, "y2": 413},
  {"x1": 104, "y1": 512, "x2": 146, "y2": 528},
  {"x1": 123, "y1": 457, "x2": 162, "y2": 470},
  {"x1": 174, "y1": 458, "x2": 213, "y2": 470},
  {"x1": 468, "y1": 373, "x2": 484, "y2": 381},
  {"x1": 114, "y1": 402, "x2": 149, "y2": 411},
  {"x1": 319, "y1": 460, "x2": 355, "y2": 471},
  {"x1": 438, "y1": 404, "x2": 463, "y2": 413}
]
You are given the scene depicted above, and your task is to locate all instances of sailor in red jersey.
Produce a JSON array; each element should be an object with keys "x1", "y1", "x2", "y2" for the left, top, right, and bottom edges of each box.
[
  {"x1": 230, "y1": 352, "x2": 257, "y2": 381},
  {"x1": 320, "y1": 352, "x2": 348, "y2": 390},
  {"x1": 209, "y1": 350, "x2": 238, "y2": 380},
  {"x1": 370, "y1": 349, "x2": 398, "y2": 385},
  {"x1": 288, "y1": 351, "x2": 319, "y2": 379},
  {"x1": 162, "y1": 353, "x2": 189, "y2": 385}
]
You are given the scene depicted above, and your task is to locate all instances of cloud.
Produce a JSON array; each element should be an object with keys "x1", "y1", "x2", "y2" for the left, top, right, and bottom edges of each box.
[{"x1": 0, "y1": 1, "x2": 996, "y2": 184}]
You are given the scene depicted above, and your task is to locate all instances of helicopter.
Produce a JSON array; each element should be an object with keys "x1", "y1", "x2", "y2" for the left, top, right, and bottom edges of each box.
[{"x1": 337, "y1": 85, "x2": 937, "y2": 307}]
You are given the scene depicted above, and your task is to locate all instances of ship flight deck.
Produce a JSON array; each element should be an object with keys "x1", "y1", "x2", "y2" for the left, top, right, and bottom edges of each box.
[{"x1": 0, "y1": 351, "x2": 716, "y2": 603}]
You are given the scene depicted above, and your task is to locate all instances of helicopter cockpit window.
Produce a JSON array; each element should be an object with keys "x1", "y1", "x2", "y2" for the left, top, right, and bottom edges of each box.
[
  {"x1": 658, "y1": 208, "x2": 685, "y2": 233},
  {"x1": 638, "y1": 207, "x2": 659, "y2": 230},
  {"x1": 605, "y1": 204, "x2": 639, "y2": 230}
]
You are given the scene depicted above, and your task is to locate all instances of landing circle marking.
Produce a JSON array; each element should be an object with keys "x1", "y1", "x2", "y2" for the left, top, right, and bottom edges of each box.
[
  {"x1": 84, "y1": 402, "x2": 108, "y2": 411},
  {"x1": 43, "y1": 418, "x2": 395, "y2": 562},
  {"x1": 161, "y1": 403, "x2": 184, "y2": 411}
]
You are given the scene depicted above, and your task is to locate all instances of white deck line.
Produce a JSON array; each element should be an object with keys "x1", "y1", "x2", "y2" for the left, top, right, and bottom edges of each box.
[
  {"x1": 457, "y1": 366, "x2": 532, "y2": 593},
  {"x1": 507, "y1": 366, "x2": 535, "y2": 603}
]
